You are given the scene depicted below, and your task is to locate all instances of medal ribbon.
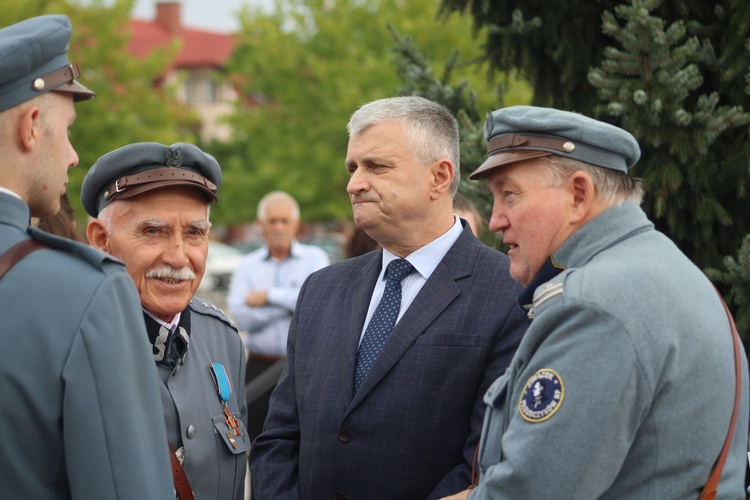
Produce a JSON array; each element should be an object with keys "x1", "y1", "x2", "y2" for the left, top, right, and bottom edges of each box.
[{"x1": 208, "y1": 363, "x2": 242, "y2": 447}]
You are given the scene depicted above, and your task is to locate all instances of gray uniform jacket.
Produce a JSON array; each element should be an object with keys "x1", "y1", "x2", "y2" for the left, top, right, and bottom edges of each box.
[
  {"x1": 471, "y1": 202, "x2": 749, "y2": 499},
  {"x1": 0, "y1": 193, "x2": 173, "y2": 499},
  {"x1": 152, "y1": 298, "x2": 250, "y2": 500}
]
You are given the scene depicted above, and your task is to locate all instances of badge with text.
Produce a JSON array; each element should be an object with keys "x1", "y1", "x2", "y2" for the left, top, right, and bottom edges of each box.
[{"x1": 519, "y1": 368, "x2": 564, "y2": 423}]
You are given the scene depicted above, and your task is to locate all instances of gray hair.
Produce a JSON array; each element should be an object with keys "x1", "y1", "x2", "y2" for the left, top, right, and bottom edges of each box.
[
  {"x1": 257, "y1": 191, "x2": 300, "y2": 221},
  {"x1": 347, "y1": 96, "x2": 461, "y2": 195},
  {"x1": 540, "y1": 155, "x2": 644, "y2": 206}
]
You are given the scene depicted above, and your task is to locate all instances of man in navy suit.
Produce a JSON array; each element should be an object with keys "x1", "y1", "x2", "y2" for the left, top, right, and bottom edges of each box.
[{"x1": 249, "y1": 96, "x2": 528, "y2": 499}]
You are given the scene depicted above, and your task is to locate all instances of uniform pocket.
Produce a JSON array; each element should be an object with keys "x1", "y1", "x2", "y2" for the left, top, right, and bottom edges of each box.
[{"x1": 212, "y1": 413, "x2": 251, "y2": 455}]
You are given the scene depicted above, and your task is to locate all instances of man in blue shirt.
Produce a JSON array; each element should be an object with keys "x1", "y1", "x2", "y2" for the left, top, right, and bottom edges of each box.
[{"x1": 228, "y1": 190, "x2": 330, "y2": 440}]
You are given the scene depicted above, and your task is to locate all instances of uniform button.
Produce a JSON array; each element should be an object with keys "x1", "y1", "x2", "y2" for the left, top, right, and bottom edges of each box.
[
  {"x1": 339, "y1": 430, "x2": 351, "y2": 442},
  {"x1": 186, "y1": 425, "x2": 197, "y2": 439}
]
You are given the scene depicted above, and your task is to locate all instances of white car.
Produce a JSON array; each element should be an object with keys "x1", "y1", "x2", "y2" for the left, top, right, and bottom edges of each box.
[{"x1": 198, "y1": 241, "x2": 244, "y2": 292}]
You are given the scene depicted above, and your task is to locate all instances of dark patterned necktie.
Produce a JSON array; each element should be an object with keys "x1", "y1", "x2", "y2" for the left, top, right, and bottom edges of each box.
[{"x1": 354, "y1": 258, "x2": 415, "y2": 392}]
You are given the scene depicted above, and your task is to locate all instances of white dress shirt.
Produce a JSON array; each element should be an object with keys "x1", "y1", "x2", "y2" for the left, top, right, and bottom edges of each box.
[
  {"x1": 227, "y1": 240, "x2": 330, "y2": 356},
  {"x1": 359, "y1": 216, "x2": 463, "y2": 344}
]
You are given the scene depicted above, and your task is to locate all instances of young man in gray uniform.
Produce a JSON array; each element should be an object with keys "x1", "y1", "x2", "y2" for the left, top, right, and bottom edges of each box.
[
  {"x1": 0, "y1": 15, "x2": 173, "y2": 499},
  {"x1": 442, "y1": 106, "x2": 750, "y2": 498},
  {"x1": 81, "y1": 142, "x2": 251, "y2": 499}
]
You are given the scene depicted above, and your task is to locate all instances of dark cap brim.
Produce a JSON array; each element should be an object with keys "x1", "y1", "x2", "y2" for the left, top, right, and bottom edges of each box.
[
  {"x1": 113, "y1": 180, "x2": 218, "y2": 204},
  {"x1": 53, "y1": 79, "x2": 95, "y2": 102},
  {"x1": 469, "y1": 150, "x2": 552, "y2": 180}
]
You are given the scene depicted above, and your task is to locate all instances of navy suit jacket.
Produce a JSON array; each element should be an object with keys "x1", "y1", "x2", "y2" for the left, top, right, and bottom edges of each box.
[{"x1": 250, "y1": 223, "x2": 528, "y2": 499}]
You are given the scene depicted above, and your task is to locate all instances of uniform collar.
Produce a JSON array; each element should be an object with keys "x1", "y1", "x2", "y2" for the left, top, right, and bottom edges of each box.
[
  {"x1": 0, "y1": 191, "x2": 31, "y2": 232},
  {"x1": 143, "y1": 307, "x2": 191, "y2": 368},
  {"x1": 552, "y1": 202, "x2": 652, "y2": 269},
  {"x1": 518, "y1": 203, "x2": 652, "y2": 309},
  {"x1": 518, "y1": 257, "x2": 566, "y2": 309}
]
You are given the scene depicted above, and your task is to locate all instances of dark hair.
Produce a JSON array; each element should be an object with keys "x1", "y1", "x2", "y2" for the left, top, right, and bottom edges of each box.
[
  {"x1": 37, "y1": 193, "x2": 85, "y2": 242},
  {"x1": 453, "y1": 192, "x2": 483, "y2": 235},
  {"x1": 346, "y1": 227, "x2": 380, "y2": 258}
]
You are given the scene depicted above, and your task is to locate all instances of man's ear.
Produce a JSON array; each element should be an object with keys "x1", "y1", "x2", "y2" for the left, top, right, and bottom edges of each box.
[
  {"x1": 17, "y1": 105, "x2": 41, "y2": 152},
  {"x1": 429, "y1": 159, "x2": 454, "y2": 200},
  {"x1": 86, "y1": 219, "x2": 110, "y2": 252},
  {"x1": 568, "y1": 171, "x2": 596, "y2": 224}
]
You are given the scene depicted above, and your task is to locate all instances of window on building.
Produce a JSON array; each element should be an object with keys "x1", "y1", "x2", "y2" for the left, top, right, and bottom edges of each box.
[
  {"x1": 185, "y1": 76, "x2": 197, "y2": 104},
  {"x1": 204, "y1": 78, "x2": 220, "y2": 103}
]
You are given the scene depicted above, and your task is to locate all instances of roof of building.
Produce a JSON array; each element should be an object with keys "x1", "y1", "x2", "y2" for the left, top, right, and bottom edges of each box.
[{"x1": 128, "y1": 19, "x2": 234, "y2": 69}]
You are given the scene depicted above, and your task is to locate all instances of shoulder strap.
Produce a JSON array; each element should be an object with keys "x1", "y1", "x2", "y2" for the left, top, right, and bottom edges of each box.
[
  {"x1": 700, "y1": 290, "x2": 743, "y2": 499},
  {"x1": 168, "y1": 441, "x2": 195, "y2": 500},
  {"x1": 0, "y1": 239, "x2": 47, "y2": 280}
]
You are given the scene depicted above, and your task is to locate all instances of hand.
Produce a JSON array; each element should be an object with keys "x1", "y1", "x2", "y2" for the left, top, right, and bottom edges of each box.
[
  {"x1": 246, "y1": 290, "x2": 268, "y2": 307},
  {"x1": 438, "y1": 489, "x2": 471, "y2": 500}
]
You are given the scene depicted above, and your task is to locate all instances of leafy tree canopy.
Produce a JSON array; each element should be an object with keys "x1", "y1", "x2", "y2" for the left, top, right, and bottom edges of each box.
[
  {"x1": 439, "y1": 0, "x2": 750, "y2": 271},
  {"x1": 220, "y1": 0, "x2": 529, "y2": 224},
  {"x1": 1, "y1": 0, "x2": 197, "y2": 224}
]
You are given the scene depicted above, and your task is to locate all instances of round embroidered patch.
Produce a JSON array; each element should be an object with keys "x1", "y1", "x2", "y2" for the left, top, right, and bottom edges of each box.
[{"x1": 519, "y1": 368, "x2": 564, "y2": 423}]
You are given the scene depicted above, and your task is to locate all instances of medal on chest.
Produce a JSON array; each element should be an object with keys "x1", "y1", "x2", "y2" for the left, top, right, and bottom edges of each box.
[{"x1": 208, "y1": 362, "x2": 243, "y2": 448}]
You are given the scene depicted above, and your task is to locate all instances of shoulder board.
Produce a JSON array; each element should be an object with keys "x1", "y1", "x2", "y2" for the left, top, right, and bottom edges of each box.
[
  {"x1": 27, "y1": 227, "x2": 125, "y2": 273},
  {"x1": 528, "y1": 278, "x2": 565, "y2": 319},
  {"x1": 190, "y1": 298, "x2": 238, "y2": 332}
]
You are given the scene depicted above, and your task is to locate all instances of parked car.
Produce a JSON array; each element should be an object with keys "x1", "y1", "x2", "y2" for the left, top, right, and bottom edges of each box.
[{"x1": 198, "y1": 241, "x2": 244, "y2": 292}]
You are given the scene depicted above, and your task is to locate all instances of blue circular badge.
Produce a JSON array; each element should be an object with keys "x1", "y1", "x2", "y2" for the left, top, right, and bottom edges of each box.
[{"x1": 519, "y1": 369, "x2": 564, "y2": 423}]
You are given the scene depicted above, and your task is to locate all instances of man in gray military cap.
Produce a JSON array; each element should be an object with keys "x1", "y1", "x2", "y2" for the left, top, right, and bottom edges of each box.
[
  {"x1": 0, "y1": 14, "x2": 173, "y2": 499},
  {"x1": 440, "y1": 106, "x2": 750, "y2": 499},
  {"x1": 82, "y1": 141, "x2": 250, "y2": 500}
]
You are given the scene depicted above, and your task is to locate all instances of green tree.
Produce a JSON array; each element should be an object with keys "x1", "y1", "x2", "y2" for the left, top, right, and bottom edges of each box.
[
  {"x1": 221, "y1": 0, "x2": 522, "y2": 224},
  {"x1": 707, "y1": 236, "x2": 750, "y2": 338},
  {"x1": 1, "y1": 0, "x2": 196, "y2": 223},
  {"x1": 439, "y1": 0, "x2": 750, "y2": 344},
  {"x1": 388, "y1": 25, "x2": 529, "y2": 247},
  {"x1": 587, "y1": 0, "x2": 750, "y2": 270},
  {"x1": 439, "y1": 0, "x2": 750, "y2": 269}
]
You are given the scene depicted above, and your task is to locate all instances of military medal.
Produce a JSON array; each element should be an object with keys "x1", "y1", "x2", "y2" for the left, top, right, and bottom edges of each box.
[{"x1": 208, "y1": 362, "x2": 242, "y2": 447}]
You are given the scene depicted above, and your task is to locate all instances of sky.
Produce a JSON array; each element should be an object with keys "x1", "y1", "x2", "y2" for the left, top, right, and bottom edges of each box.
[{"x1": 131, "y1": 0, "x2": 274, "y2": 32}]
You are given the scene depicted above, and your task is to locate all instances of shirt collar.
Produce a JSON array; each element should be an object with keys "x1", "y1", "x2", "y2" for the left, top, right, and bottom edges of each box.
[
  {"x1": 381, "y1": 215, "x2": 463, "y2": 280},
  {"x1": 144, "y1": 308, "x2": 182, "y2": 330},
  {"x1": 0, "y1": 186, "x2": 22, "y2": 200},
  {"x1": 263, "y1": 240, "x2": 300, "y2": 261}
]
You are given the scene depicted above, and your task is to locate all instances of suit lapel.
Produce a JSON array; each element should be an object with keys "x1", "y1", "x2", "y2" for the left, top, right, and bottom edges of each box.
[{"x1": 346, "y1": 227, "x2": 478, "y2": 411}]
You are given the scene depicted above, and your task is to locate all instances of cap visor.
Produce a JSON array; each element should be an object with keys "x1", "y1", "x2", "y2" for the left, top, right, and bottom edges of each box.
[
  {"x1": 469, "y1": 150, "x2": 552, "y2": 179},
  {"x1": 53, "y1": 80, "x2": 95, "y2": 102},
  {"x1": 115, "y1": 180, "x2": 217, "y2": 204}
]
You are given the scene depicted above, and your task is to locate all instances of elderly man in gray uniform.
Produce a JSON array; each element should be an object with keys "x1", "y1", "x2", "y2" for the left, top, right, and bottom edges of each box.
[
  {"x1": 441, "y1": 106, "x2": 750, "y2": 499},
  {"x1": 81, "y1": 142, "x2": 251, "y2": 500},
  {"x1": 0, "y1": 15, "x2": 173, "y2": 499}
]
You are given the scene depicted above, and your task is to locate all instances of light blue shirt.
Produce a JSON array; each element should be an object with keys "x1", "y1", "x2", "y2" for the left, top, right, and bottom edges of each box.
[
  {"x1": 228, "y1": 240, "x2": 330, "y2": 356},
  {"x1": 359, "y1": 216, "x2": 463, "y2": 344}
]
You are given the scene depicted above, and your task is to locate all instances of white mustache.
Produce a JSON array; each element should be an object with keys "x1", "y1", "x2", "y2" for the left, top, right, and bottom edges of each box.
[{"x1": 146, "y1": 265, "x2": 195, "y2": 281}]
